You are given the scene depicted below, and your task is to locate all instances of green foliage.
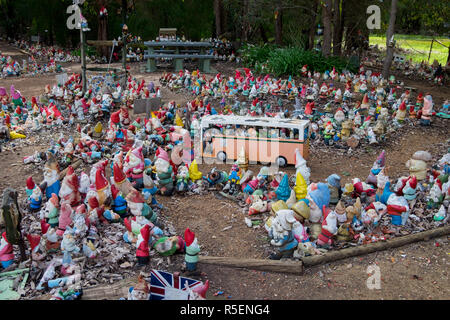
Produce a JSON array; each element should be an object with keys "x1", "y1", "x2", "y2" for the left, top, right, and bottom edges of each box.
[{"x1": 240, "y1": 44, "x2": 358, "y2": 76}]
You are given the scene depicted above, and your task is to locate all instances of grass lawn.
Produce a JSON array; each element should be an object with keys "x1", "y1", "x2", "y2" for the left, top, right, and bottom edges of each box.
[{"x1": 369, "y1": 34, "x2": 450, "y2": 66}]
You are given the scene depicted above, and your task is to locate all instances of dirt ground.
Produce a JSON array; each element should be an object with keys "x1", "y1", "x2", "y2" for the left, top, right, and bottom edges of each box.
[{"x1": 1, "y1": 41, "x2": 449, "y2": 300}]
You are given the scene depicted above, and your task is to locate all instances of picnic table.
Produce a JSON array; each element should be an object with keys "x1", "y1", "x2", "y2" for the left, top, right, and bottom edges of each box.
[{"x1": 143, "y1": 41, "x2": 214, "y2": 73}]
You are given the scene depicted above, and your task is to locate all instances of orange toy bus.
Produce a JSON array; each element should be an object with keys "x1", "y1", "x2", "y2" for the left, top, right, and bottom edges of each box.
[{"x1": 199, "y1": 115, "x2": 310, "y2": 167}]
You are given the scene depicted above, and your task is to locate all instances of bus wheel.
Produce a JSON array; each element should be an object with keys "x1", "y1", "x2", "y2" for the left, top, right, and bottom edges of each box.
[
  {"x1": 276, "y1": 156, "x2": 287, "y2": 167},
  {"x1": 217, "y1": 151, "x2": 227, "y2": 163}
]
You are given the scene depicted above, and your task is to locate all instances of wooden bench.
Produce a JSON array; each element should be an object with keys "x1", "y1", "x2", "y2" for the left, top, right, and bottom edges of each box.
[
  {"x1": 144, "y1": 41, "x2": 214, "y2": 73},
  {"x1": 144, "y1": 52, "x2": 214, "y2": 73}
]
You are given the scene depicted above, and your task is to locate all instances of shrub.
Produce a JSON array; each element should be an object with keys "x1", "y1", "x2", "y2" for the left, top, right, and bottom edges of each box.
[{"x1": 239, "y1": 45, "x2": 358, "y2": 76}]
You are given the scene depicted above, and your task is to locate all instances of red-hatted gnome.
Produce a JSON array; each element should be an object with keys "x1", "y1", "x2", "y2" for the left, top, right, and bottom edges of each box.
[
  {"x1": 136, "y1": 224, "x2": 150, "y2": 265},
  {"x1": 59, "y1": 166, "x2": 81, "y2": 207}
]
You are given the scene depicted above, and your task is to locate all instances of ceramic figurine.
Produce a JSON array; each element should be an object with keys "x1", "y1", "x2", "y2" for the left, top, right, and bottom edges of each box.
[
  {"x1": 291, "y1": 200, "x2": 310, "y2": 224},
  {"x1": 111, "y1": 185, "x2": 128, "y2": 218},
  {"x1": 366, "y1": 150, "x2": 386, "y2": 187},
  {"x1": 112, "y1": 162, "x2": 135, "y2": 197},
  {"x1": 386, "y1": 194, "x2": 410, "y2": 226},
  {"x1": 95, "y1": 168, "x2": 112, "y2": 208},
  {"x1": 42, "y1": 153, "x2": 61, "y2": 199},
  {"x1": 433, "y1": 205, "x2": 446, "y2": 221},
  {"x1": 124, "y1": 146, "x2": 145, "y2": 189},
  {"x1": 26, "y1": 234, "x2": 46, "y2": 261},
  {"x1": 154, "y1": 236, "x2": 185, "y2": 256},
  {"x1": 326, "y1": 174, "x2": 341, "y2": 205},
  {"x1": 248, "y1": 194, "x2": 269, "y2": 215},
  {"x1": 275, "y1": 173, "x2": 291, "y2": 202},
  {"x1": 29, "y1": 185, "x2": 43, "y2": 212},
  {"x1": 268, "y1": 209, "x2": 299, "y2": 259},
  {"x1": 187, "y1": 279, "x2": 209, "y2": 300},
  {"x1": 0, "y1": 232, "x2": 14, "y2": 269},
  {"x1": 427, "y1": 183, "x2": 442, "y2": 210},
  {"x1": 395, "y1": 100, "x2": 407, "y2": 123},
  {"x1": 184, "y1": 228, "x2": 200, "y2": 273},
  {"x1": 405, "y1": 151, "x2": 431, "y2": 181},
  {"x1": 44, "y1": 193, "x2": 60, "y2": 228},
  {"x1": 136, "y1": 224, "x2": 150, "y2": 265},
  {"x1": 394, "y1": 176, "x2": 418, "y2": 201},
  {"x1": 316, "y1": 210, "x2": 338, "y2": 247},
  {"x1": 154, "y1": 148, "x2": 174, "y2": 196},
  {"x1": 176, "y1": 165, "x2": 190, "y2": 193},
  {"x1": 57, "y1": 203, "x2": 73, "y2": 237},
  {"x1": 127, "y1": 274, "x2": 150, "y2": 300},
  {"x1": 126, "y1": 189, "x2": 157, "y2": 223},
  {"x1": 59, "y1": 166, "x2": 81, "y2": 207},
  {"x1": 295, "y1": 148, "x2": 310, "y2": 185},
  {"x1": 334, "y1": 200, "x2": 347, "y2": 224},
  {"x1": 60, "y1": 227, "x2": 80, "y2": 275},
  {"x1": 223, "y1": 164, "x2": 240, "y2": 195},
  {"x1": 420, "y1": 95, "x2": 434, "y2": 126},
  {"x1": 236, "y1": 147, "x2": 249, "y2": 171}
]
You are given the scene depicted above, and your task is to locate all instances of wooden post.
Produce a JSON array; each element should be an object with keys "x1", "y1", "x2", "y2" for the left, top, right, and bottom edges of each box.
[
  {"x1": 302, "y1": 225, "x2": 450, "y2": 267},
  {"x1": 428, "y1": 39, "x2": 434, "y2": 62},
  {"x1": 382, "y1": 0, "x2": 398, "y2": 79},
  {"x1": 198, "y1": 256, "x2": 303, "y2": 275},
  {"x1": 80, "y1": 27, "x2": 87, "y2": 96}
]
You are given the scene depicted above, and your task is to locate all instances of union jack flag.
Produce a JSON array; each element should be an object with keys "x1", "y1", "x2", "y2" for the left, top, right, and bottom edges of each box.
[{"x1": 148, "y1": 270, "x2": 203, "y2": 300}]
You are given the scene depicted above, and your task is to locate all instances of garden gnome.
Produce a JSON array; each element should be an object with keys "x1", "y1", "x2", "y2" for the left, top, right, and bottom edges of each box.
[
  {"x1": 268, "y1": 209, "x2": 299, "y2": 259},
  {"x1": 0, "y1": 232, "x2": 14, "y2": 269},
  {"x1": 295, "y1": 148, "x2": 310, "y2": 184},
  {"x1": 43, "y1": 153, "x2": 61, "y2": 199},
  {"x1": 394, "y1": 176, "x2": 418, "y2": 201},
  {"x1": 112, "y1": 162, "x2": 135, "y2": 197},
  {"x1": 57, "y1": 203, "x2": 73, "y2": 237},
  {"x1": 126, "y1": 189, "x2": 157, "y2": 223},
  {"x1": 136, "y1": 224, "x2": 150, "y2": 265},
  {"x1": 291, "y1": 200, "x2": 310, "y2": 224},
  {"x1": 176, "y1": 165, "x2": 190, "y2": 193},
  {"x1": 335, "y1": 200, "x2": 347, "y2": 224},
  {"x1": 326, "y1": 174, "x2": 341, "y2": 205},
  {"x1": 316, "y1": 210, "x2": 338, "y2": 247},
  {"x1": 188, "y1": 280, "x2": 210, "y2": 300},
  {"x1": 395, "y1": 100, "x2": 407, "y2": 123},
  {"x1": 386, "y1": 194, "x2": 410, "y2": 226},
  {"x1": 26, "y1": 176, "x2": 36, "y2": 198},
  {"x1": 188, "y1": 159, "x2": 202, "y2": 182},
  {"x1": 111, "y1": 185, "x2": 128, "y2": 218},
  {"x1": 366, "y1": 150, "x2": 386, "y2": 187},
  {"x1": 294, "y1": 171, "x2": 308, "y2": 200},
  {"x1": 154, "y1": 236, "x2": 185, "y2": 256},
  {"x1": 184, "y1": 228, "x2": 200, "y2": 273},
  {"x1": 26, "y1": 234, "x2": 46, "y2": 261},
  {"x1": 95, "y1": 168, "x2": 112, "y2": 208},
  {"x1": 236, "y1": 146, "x2": 249, "y2": 171},
  {"x1": 44, "y1": 193, "x2": 60, "y2": 228},
  {"x1": 124, "y1": 146, "x2": 145, "y2": 189},
  {"x1": 29, "y1": 185, "x2": 43, "y2": 212},
  {"x1": 275, "y1": 173, "x2": 291, "y2": 202},
  {"x1": 154, "y1": 147, "x2": 174, "y2": 196},
  {"x1": 127, "y1": 274, "x2": 150, "y2": 300},
  {"x1": 433, "y1": 205, "x2": 446, "y2": 222},
  {"x1": 405, "y1": 151, "x2": 431, "y2": 181},
  {"x1": 248, "y1": 194, "x2": 269, "y2": 215},
  {"x1": 59, "y1": 166, "x2": 81, "y2": 207},
  {"x1": 60, "y1": 227, "x2": 80, "y2": 275},
  {"x1": 420, "y1": 94, "x2": 434, "y2": 126},
  {"x1": 306, "y1": 183, "x2": 331, "y2": 240}
]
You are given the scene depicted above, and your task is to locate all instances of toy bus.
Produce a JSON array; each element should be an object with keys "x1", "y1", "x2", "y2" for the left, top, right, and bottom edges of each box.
[{"x1": 199, "y1": 115, "x2": 310, "y2": 167}]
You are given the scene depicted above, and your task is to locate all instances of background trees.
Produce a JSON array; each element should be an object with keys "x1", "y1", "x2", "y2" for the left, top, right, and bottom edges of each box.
[{"x1": 0, "y1": 0, "x2": 447, "y2": 60}]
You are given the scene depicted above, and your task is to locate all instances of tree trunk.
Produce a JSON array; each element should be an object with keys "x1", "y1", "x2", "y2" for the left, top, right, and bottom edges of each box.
[
  {"x1": 322, "y1": 0, "x2": 332, "y2": 57},
  {"x1": 275, "y1": 1, "x2": 283, "y2": 46},
  {"x1": 382, "y1": 0, "x2": 399, "y2": 79},
  {"x1": 308, "y1": 0, "x2": 319, "y2": 50},
  {"x1": 259, "y1": 24, "x2": 268, "y2": 43},
  {"x1": 241, "y1": 0, "x2": 250, "y2": 42},
  {"x1": 332, "y1": 0, "x2": 343, "y2": 56},
  {"x1": 98, "y1": 0, "x2": 109, "y2": 58},
  {"x1": 214, "y1": 0, "x2": 223, "y2": 38}
]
